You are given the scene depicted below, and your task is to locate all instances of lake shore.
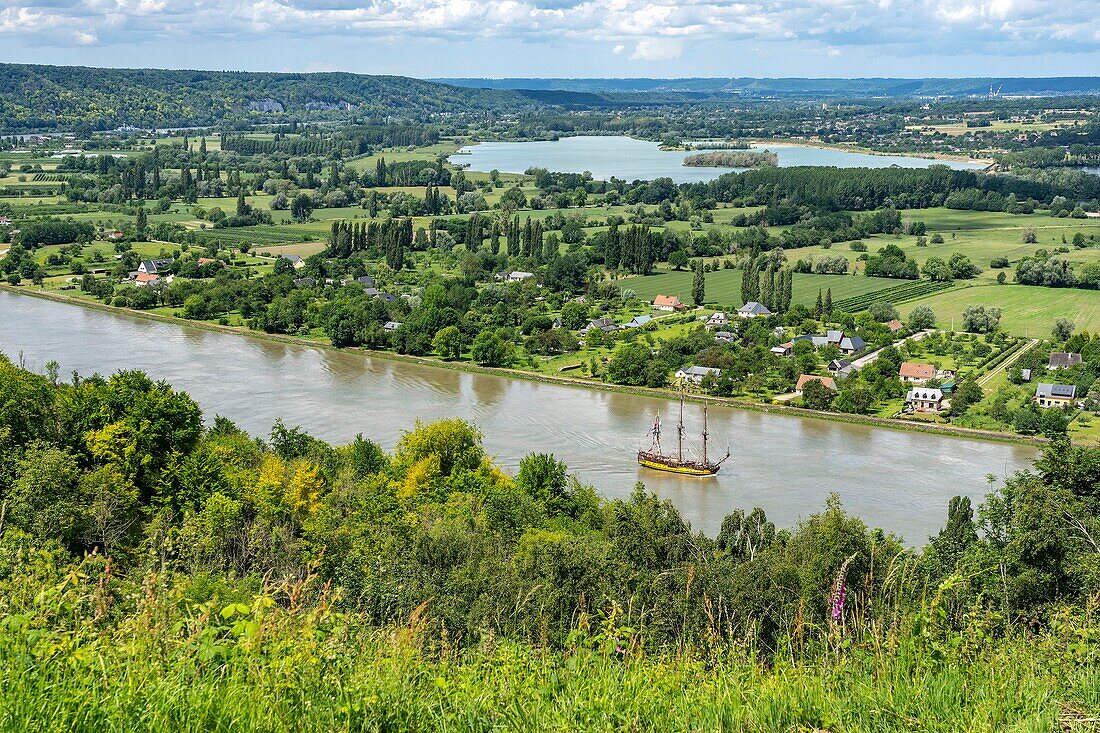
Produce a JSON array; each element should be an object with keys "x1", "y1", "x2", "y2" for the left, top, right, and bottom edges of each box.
[
  {"x1": 1, "y1": 283, "x2": 1046, "y2": 449},
  {"x1": 750, "y1": 138, "x2": 996, "y2": 166}
]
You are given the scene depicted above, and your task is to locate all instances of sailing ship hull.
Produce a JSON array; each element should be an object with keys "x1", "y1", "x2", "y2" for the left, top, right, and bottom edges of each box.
[{"x1": 637, "y1": 451, "x2": 721, "y2": 476}]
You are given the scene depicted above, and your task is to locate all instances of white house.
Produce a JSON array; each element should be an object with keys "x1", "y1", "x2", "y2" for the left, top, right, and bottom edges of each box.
[
  {"x1": 738, "y1": 302, "x2": 773, "y2": 318},
  {"x1": 906, "y1": 388, "x2": 944, "y2": 413},
  {"x1": 706, "y1": 312, "x2": 729, "y2": 328},
  {"x1": 506, "y1": 271, "x2": 535, "y2": 283},
  {"x1": 675, "y1": 365, "x2": 721, "y2": 386}
]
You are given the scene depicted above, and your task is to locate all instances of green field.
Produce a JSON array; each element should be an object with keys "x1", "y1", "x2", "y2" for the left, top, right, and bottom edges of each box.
[
  {"x1": 901, "y1": 283, "x2": 1100, "y2": 336},
  {"x1": 621, "y1": 267, "x2": 902, "y2": 308}
]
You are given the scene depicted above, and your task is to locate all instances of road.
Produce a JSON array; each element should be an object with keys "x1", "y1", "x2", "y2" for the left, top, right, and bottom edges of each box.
[{"x1": 850, "y1": 329, "x2": 934, "y2": 370}]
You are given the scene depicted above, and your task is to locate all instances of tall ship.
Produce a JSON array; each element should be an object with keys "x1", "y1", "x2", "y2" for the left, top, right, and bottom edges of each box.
[{"x1": 637, "y1": 392, "x2": 730, "y2": 476}]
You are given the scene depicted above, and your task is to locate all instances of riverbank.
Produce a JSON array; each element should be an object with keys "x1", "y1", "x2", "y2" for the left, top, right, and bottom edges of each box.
[
  {"x1": 0, "y1": 283, "x2": 1047, "y2": 448},
  {"x1": 750, "y1": 138, "x2": 996, "y2": 166}
]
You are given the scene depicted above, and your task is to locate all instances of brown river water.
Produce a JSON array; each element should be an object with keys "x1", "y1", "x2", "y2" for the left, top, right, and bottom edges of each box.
[{"x1": 0, "y1": 290, "x2": 1037, "y2": 543}]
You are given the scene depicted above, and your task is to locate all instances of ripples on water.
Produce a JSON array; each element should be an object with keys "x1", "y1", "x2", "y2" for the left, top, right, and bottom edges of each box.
[{"x1": 0, "y1": 291, "x2": 1036, "y2": 543}]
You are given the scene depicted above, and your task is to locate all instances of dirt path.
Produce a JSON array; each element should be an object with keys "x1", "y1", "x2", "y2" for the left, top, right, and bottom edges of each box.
[{"x1": 979, "y1": 338, "x2": 1038, "y2": 388}]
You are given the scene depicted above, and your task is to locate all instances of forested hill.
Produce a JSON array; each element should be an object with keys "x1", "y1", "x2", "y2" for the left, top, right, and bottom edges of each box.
[
  {"x1": 0, "y1": 64, "x2": 544, "y2": 133},
  {"x1": 440, "y1": 76, "x2": 1100, "y2": 99}
]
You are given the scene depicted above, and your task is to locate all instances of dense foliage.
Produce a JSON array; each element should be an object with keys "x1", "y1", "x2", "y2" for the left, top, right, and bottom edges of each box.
[{"x1": 1, "y1": 354, "x2": 1100, "y2": 729}]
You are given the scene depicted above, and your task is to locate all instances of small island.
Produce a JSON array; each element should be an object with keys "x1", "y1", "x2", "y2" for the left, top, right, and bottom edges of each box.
[{"x1": 683, "y1": 150, "x2": 779, "y2": 168}]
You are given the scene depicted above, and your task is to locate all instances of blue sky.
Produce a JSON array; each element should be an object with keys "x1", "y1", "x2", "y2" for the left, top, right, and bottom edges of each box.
[{"x1": 1, "y1": 0, "x2": 1097, "y2": 78}]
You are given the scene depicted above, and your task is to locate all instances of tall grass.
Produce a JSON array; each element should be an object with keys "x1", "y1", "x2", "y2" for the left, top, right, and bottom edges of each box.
[{"x1": 1, "y1": 567, "x2": 1097, "y2": 732}]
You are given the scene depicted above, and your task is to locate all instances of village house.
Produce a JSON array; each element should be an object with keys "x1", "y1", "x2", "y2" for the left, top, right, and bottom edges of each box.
[
  {"x1": 134, "y1": 272, "x2": 160, "y2": 287},
  {"x1": 706, "y1": 312, "x2": 729, "y2": 328},
  {"x1": 506, "y1": 271, "x2": 535, "y2": 283},
  {"x1": 293, "y1": 277, "x2": 316, "y2": 288},
  {"x1": 374, "y1": 292, "x2": 398, "y2": 304},
  {"x1": 737, "y1": 302, "x2": 773, "y2": 319},
  {"x1": 795, "y1": 374, "x2": 836, "y2": 395},
  {"x1": 899, "y1": 362, "x2": 936, "y2": 384},
  {"x1": 771, "y1": 341, "x2": 794, "y2": 357},
  {"x1": 652, "y1": 295, "x2": 686, "y2": 312},
  {"x1": 383, "y1": 321, "x2": 402, "y2": 333},
  {"x1": 625, "y1": 315, "x2": 653, "y2": 329},
  {"x1": 885, "y1": 319, "x2": 904, "y2": 333},
  {"x1": 838, "y1": 335, "x2": 866, "y2": 355},
  {"x1": 714, "y1": 331, "x2": 734, "y2": 343},
  {"x1": 280, "y1": 254, "x2": 306, "y2": 270},
  {"x1": 827, "y1": 359, "x2": 855, "y2": 378},
  {"x1": 906, "y1": 387, "x2": 944, "y2": 413},
  {"x1": 584, "y1": 317, "x2": 618, "y2": 334},
  {"x1": 1048, "y1": 352, "x2": 1083, "y2": 370},
  {"x1": 137, "y1": 258, "x2": 174, "y2": 275},
  {"x1": 1034, "y1": 383, "x2": 1077, "y2": 408},
  {"x1": 675, "y1": 365, "x2": 722, "y2": 387}
]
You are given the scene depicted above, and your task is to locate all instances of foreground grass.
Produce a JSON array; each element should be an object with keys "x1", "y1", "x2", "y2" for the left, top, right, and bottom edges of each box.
[{"x1": 2, "y1": 596, "x2": 1098, "y2": 733}]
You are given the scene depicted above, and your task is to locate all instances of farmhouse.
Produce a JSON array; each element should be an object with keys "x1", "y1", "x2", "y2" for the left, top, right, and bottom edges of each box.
[
  {"x1": 737, "y1": 302, "x2": 773, "y2": 318},
  {"x1": 1048, "y1": 352, "x2": 1083, "y2": 370},
  {"x1": 506, "y1": 271, "x2": 535, "y2": 283},
  {"x1": 706, "y1": 312, "x2": 729, "y2": 328},
  {"x1": 885, "y1": 319, "x2": 904, "y2": 333},
  {"x1": 906, "y1": 388, "x2": 944, "y2": 413},
  {"x1": 827, "y1": 359, "x2": 854, "y2": 378},
  {"x1": 771, "y1": 341, "x2": 794, "y2": 357},
  {"x1": 652, "y1": 295, "x2": 686, "y2": 312},
  {"x1": 899, "y1": 362, "x2": 936, "y2": 384},
  {"x1": 838, "y1": 335, "x2": 866, "y2": 355},
  {"x1": 625, "y1": 315, "x2": 653, "y2": 328},
  {"x1": 1034, "y1": 383, "x2": 1077, "y2": 408},
  {"x1": 795, "y1": 374, "x2": 836, "y2": 395},
  {"x1": 280, "y1": 254, "x2": 306, "y2": 270},
  {"x1": 675, "y1": 365, "x2": 722, "y2": 386},
  {"x1": 134, "y1": 272, "x2": 160, "y2": 287},
  {"x1": 137, "y1": 258, "x2": 174, "y2": 275},
  {"x1": 584, "y1": 317, "x2": 618, "y2": 334}
]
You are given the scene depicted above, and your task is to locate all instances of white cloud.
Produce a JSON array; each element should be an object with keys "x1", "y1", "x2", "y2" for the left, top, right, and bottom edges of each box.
[
  {"x1": 2, "y1": 0, "x2": 1099, "y2": 58},
  {"x1": 827, "y1": 46, "x2": 842, "y2": 57},
  {"x1": 630, "y1": 38, "x2": 683, "y2": 61}
]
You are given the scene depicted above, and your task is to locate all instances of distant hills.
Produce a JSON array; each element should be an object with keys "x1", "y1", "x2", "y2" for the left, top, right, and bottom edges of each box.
[
  {"x1": 0, "y1": 64, "x2": 540, "y2": 133},
  {"x1": 5, "y1": 63, "x2": 1100, "y2": 134},
  {"x1": 438, "y1": 77, "x2": 1100, "y2": 99}
]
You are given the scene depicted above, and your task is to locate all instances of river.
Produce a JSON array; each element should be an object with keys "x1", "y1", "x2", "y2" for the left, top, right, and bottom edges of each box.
[
  {"x1": 0, "y1": 290, "x2": 1036, "y2": 543},
  {"x1": 450, "y1": 136, "x2": 988, "y2": 184}
]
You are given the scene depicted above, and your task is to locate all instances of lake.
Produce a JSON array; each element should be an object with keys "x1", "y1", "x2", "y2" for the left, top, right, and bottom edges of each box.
[
  {"x1": 0, "y1": 291, "x2": 1035, "y2": 543},
  {"x1": 450, "y1": 136, "x2": 988, "y2": 184}
]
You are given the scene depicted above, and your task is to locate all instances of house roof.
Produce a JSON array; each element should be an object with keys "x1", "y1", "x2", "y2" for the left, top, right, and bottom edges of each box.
[
  {"x1": 899, "y1": 362, "x2": 936, "y2": 380},
  {"x1": 738, "y1": 301, "x2": 772, "y2": 316},
  {"x1": 839, "y1": 336, "x2": 866, "y2": 352},
  {"x1": 281, "y1": 254, "x2": 303, "y2": 263},
  {"x1": 886, "y1": 319, "x2": 904, "y2": 332},
  {"x1": 826, "y1": 329, "x2": 844, "y2": 343},
  {"x1": 828, "y1": 359, "x2": 852, "y2": 370},
  {"x1": 678, "y1": 365, "x2": 722, "y2": 378},
  {"x1": 653, "y1": 295, "x2": 684, "y2": 308},
  {"x1": 796, "y1": 374, "x2": 836, "y2": 391},
  {"x1": 907, "y1": 388, "x2": 944, "y2": 401},
  {"x1": 1048, "y1": 352, "x2": 1083, "y2": 368},
  {"x1": 383, "y1": 321, "x2": 402, "y2": 330},
  {"x1": 1035, "y1": 383, "x2": 1077, "y2": 399},
  {"x1": 708, "y1": 311, "x2": 727, "y2": 321},
  {"x1": 627, "y1": 315, "x2": 653, "y2": 327},
  {"x1": 135, "y1": 272, "x2": 159, "y2": 283},
  {"x1": 586, "y1": 317, "x2": 615, "y2": 330}
]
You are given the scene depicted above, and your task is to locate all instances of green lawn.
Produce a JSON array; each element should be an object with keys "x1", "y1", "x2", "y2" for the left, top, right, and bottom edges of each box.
[
  {"x1": 901, "y1": 283, "x2": 1100, "y2": 336},
  {"x1": 620, "y1": 267, "x2": 901, "y2": 308}
]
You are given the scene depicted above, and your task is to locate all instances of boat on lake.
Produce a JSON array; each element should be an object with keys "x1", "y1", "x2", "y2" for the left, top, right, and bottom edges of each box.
[{"x1": 637, "y1": 392, "x2": 730, "y2": 476}]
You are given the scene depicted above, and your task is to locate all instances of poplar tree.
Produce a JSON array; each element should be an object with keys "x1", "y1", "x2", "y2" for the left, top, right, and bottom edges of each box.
[{"x1": 691, "y1": 261, "x2": 706, "y2": 306}]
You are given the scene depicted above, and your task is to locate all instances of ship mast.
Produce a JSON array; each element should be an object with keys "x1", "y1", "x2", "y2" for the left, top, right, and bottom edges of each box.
[
  {"x1": 702, "y1": 403, "x2": 708, "y2": 465},
  {"x1": 677, "y1": 389, "x2": 685, "y2": 462}
]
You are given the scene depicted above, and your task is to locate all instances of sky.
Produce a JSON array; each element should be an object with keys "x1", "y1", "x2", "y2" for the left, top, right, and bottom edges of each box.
[{"x1": 1, "y1": 0, "x2": 1098, "y2": 78}]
